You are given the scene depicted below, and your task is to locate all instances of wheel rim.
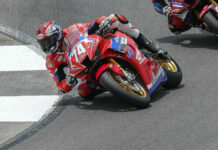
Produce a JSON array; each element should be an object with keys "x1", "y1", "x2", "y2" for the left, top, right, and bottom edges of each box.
[
  {"x1": 156, "y1": 57, "x2": 178, "y2": 72},
  {"x1": 211, "y1": 0, "x2": 218, "y2": 5},
  {"x1": 107, "y1": 71, "x2": 147, "y2": 98},
  {"x1": 160, "y1": 60, "x2": 178, "y2": 72}
]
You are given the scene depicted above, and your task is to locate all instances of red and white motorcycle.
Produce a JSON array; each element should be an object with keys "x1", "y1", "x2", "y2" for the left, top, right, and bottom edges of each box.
[{"x1": 64, "y1": 26, "x2": 182, "y2": 107}]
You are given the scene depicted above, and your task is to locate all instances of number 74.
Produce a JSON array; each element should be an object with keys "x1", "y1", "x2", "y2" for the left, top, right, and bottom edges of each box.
[{"x1": 71, "y1": 43, "x2": 87, "y2": 63}]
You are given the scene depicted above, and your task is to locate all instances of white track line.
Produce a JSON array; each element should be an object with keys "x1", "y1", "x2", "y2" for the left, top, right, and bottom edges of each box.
[
  {"x1": 0, "y1": 96, "x2": 59, "y2": 122},
  {"x1": 0, "y1": 45, "x2": 46, "y2": 71},
  {"x1": 0, "y1": 45, "x2": 58, "y2": 122}
]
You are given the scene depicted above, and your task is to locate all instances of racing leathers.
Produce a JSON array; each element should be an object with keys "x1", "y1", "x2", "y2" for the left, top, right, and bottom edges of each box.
[
  {"x1": 46, "y1": 14, "x2": 164, "y2": 98},
  {"x1": 152, "y1": 0, "x2": 193, "y2": 34},
  {"x1": 89, "y1": 14, "x2": 162, "y2": 53}
]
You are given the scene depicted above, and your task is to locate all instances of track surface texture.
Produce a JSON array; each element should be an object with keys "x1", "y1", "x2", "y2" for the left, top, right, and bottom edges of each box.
[{"x1": 1, "y1": 0, "x2": 218, "y2": 150}]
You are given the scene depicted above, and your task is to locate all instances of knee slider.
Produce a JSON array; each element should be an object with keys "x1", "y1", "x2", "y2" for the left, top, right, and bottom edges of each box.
[{"x1": 168, "y1": 24, "x2": 181, "y2": 34}]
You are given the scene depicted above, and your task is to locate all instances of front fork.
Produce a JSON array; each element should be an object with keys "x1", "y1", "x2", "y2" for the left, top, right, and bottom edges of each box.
[
  {"x1": 210, "y1": 0, "x2": 218, "y2": 5},
  {"x1": 95, "y1": 58, "x2": 125, "y2": 80}
]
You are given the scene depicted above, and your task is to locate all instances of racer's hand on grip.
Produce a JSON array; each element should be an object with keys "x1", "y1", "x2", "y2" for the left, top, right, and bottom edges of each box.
[
  {"x1": 66, "y1": 74, "x2": 78, "y2": 88},
  {"x1": 63, "y1": 66, "x2": 78, "y2": 88},
  {"x1": 156, "y1": 49, "x2": 171, "y2": 60},
  {"x1": 149, "y1": 47, "x2": 170, "y2": 60},
  {"x1": 96, "y1": 17, "x2": 112, "y2": 35}
]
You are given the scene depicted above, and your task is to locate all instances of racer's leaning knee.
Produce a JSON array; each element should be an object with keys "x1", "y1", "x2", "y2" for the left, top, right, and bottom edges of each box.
[{"x1": 77, "y1": 83, "x2": 93, "y2": 98}]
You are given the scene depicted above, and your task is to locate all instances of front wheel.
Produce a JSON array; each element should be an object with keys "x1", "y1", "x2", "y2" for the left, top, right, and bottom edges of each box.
[
  {"x1": 156, "y1": 56, "x2": 182, "y2": 88},
  {"x1": 99, "y1": 60, "x2": 150, "y2": 108}
]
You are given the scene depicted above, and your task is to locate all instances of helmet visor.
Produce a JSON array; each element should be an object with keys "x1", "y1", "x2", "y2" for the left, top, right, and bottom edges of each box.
[{"x1": 38, "y1": 34, "x2": 58, "y2": 54}]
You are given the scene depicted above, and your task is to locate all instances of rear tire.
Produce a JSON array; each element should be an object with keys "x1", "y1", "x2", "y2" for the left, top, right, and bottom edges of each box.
[
  {"x1": 202, "y1": 11, "x2": 218, "y2": 35},
  {"x1": 99, "y1": 70, "x2": 150, "y2": 108}
]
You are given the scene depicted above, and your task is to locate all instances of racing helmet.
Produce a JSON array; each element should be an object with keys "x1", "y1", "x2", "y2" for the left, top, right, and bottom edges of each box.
[{"x1": 36, "y1": 21, "x2": 62, "y2": 54}]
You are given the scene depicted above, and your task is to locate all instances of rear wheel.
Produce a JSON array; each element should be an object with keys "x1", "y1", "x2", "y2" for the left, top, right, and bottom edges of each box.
[
  {"x1": 202, "y1": 11, "x2": 218, "y2": 35},
  {"x1": 156, "y1": 56, "x2": 182, "y2": 88},
  {"x1": 99, "y1": 59, "x2": 150, "y2": 108}
]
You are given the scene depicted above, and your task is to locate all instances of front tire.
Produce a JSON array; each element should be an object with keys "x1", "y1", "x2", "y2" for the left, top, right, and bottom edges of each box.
[
  {"x1": 202, "y1": 11, "x2": 218, "y2": 35},
  {"x1": 156, "y1": 56, "x2": 182, "y2": 88},
  {"x1": 99, "y1": 69, "x2": 150, "y2": 108}
]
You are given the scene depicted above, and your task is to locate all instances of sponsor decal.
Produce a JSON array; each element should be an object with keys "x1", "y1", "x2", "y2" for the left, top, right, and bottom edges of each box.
[
  {"x1": 139, "y1": 57, "x2": 146, "y2": 64},
  {"x1": 111, "y1": 37, "x2": 121, "y2": 51},
  {"x1": 120, "y1": 37, "x2": 127, "y2": 53},
  {"x1": 57, "y1": 55, "x2": 63, "y2": 62},
  {"x1": 147, "y1": 67, "x2": 166, "y2": 94},
  {"x1": 136, "y1": 50, "x2": 143, "y2": 61},
  {"x1": 121, "y1": 37, "x2": 127, "y2": 44},
  {"x1": 111, "y1": 37, "x2": 127, "y2": 53},
  {"x1": 37, "y1": 34, "x2": 44, "y2": 40},
  {"x1": 127, "y1": 46, "x2": 134, "y2": 59}
]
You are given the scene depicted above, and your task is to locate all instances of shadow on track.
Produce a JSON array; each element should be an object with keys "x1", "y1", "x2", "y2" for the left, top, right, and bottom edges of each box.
[
  {"x1": 157, "y1": 33, "x2": 218, "y2": 50},
  {"x1": 58, "y1": 85, "x2": 184, "y2": 112},
  {"x1": 150, "y1": 84, "x2": 184, "y2": 103},
  {"x1": 59, "y1": 93, "x2": 141, "y2": 112}
]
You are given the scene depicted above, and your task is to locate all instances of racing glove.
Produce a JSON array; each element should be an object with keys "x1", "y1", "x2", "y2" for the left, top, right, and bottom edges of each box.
[
  {"x1": 58, "y1": 75, "x2": 77, "y2": 94},
  {"x1": 88, "y1": 18, "x2": 112, "y2": 35},
  {"x1": 96, "y1": 17, "x2": 112, "y2": 35},
  {"x1": 63, "y1": 66, "x2": 78, "y2": 87},
  {"x1": 65, "y1": 74, "x2": 78, "y2": 87}
]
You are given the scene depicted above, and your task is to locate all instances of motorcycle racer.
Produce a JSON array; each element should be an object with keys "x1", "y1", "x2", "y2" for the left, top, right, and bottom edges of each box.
[
  {"x1": 36, "y1": 14, "x2": 165, "y2": 98},
  {"x1": 152, "y1": 0, "x2": 199, "y2": 34}
]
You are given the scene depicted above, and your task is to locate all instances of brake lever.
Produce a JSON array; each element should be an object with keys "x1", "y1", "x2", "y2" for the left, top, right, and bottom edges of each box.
[{"x1": 158, "y1": 53, "x2": 171, "y2": 62}]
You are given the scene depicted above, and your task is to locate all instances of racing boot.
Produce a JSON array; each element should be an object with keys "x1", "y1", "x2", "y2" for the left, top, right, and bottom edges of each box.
[
  {"x1": 134, "y1": 33, "x2": 169, "y2": 60},
  {"x1": 135, "y1": 33, "x2": 160, "y2": 53},
  {"x1": 134, "y1": 33, "x2": 161, "y2": 55}
]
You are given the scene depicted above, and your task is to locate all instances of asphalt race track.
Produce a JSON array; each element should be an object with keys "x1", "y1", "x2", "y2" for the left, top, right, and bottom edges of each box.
[{"x1": 0, "y1": 0, "x2": 218, "y2": 150}]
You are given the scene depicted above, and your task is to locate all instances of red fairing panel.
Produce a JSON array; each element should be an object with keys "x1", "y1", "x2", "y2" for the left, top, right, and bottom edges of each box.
[
  {"x1": 95, "y1": 62, "x2": 125, "y2": 80},
  {"x1": 98, "y1": 31, "x2": 162, "y2": 93},
  {"x1": 62, "y1": 23, "x2": 101, "y2": 78}
]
